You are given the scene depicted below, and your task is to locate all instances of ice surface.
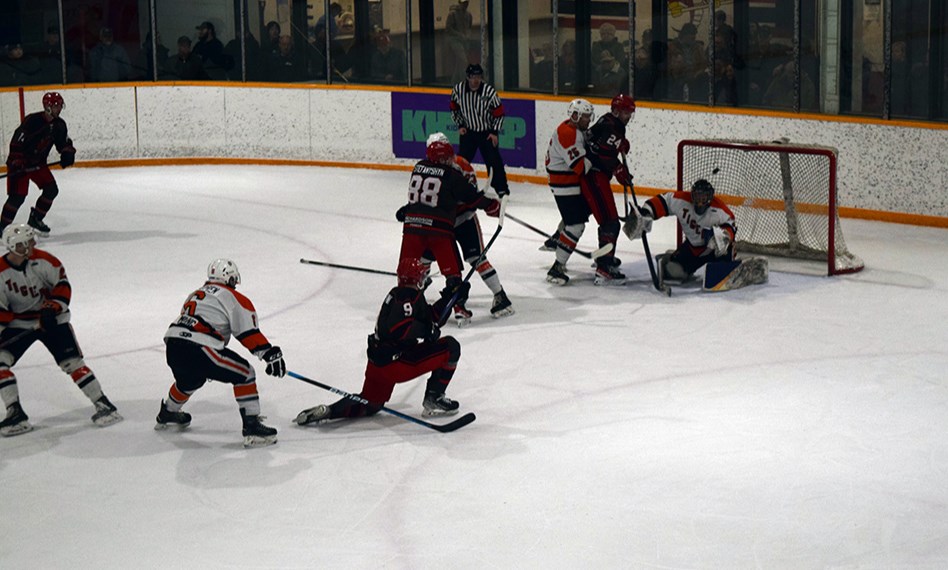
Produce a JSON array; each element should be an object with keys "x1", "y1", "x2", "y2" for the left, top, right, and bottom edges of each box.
[{"x1": 1, "y1": 165, "x2": 947, "y2": 569}]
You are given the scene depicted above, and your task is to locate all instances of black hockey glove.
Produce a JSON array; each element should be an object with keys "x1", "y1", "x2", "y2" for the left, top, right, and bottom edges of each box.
[
  {"x1": 60, "y1": 140, "x2": 76, "y2": 168},
  {"x1": 395, "y1": 204, "x2": 407, "y2": 222},
  {"x1": 39, "y1": 307, "x2": 59, "y2": 331},
  {"x1": 425, "y1": 323, "x2": 441, "y2": 342},
  {"x1": 262, "y1": 346, "x2": 286, "y2": 377}
]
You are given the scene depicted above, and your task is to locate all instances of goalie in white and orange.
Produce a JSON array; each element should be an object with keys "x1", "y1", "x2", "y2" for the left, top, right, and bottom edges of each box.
[{"x1": 623, "y1": 178, "x2": 768, "y2": 291}]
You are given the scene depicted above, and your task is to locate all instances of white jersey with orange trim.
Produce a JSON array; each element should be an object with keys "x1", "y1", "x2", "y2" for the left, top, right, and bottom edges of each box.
[
  {"x1": 643, "y1": 191, "x2": 737, "y2": 251},
  {"x1": 0, "y1": 248, "x2": 72, "y2": 330},
  {"x1": 545, "y1": 119, "x2": 589, "y2": 197},
  {"x1": 164, "y1": 282, "x2": 272, "y2": 355},
  {"x1": 453, "y1": 155, "x2": 480, "y2": 226}
]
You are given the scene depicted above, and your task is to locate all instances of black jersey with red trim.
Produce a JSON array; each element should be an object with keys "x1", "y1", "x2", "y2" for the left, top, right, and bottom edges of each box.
[
  {"x1": 402, "y1": 159, "x2": 491, "y2": 237},
  {"x1": 586, "y1": 112, "x2": 627, "y2": 174},
  {"x1": 8, "y1": 112, "x2": 70, "y2": 167}
]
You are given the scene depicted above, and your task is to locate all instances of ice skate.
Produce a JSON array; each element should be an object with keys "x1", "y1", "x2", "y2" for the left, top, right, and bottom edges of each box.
[
  {"x1": 546, "y1": 261, "x2": 569, "y2": 285},
  {"x1": 454, "y1": 304, "x2": 472, "y2": 328},
  {"x1": 422, "y1": 392, "x2": 460, "y2": 417},
  {"x1": 490, "y1": 290, "x2": 514, "y2": 318},
  {"x1": 594, "y1": 263, "x2": 627, "y2": 286},
  {"x1": 91, "y1": 395, "x2": 123, "y2": 427},
  {"x1": 295, "y1": 404, "x2": 332, "y2": 426},
  {"x1": 28, "y1": 209, "x2": 51, "y2": 237},
  {"x1": 0, "y1": 402, "x2": 32, "y2": 437},
  {"x1": 155, "y1": 400, "x2": 191, "y2": 430},
  {"x1": 539, "y1": 234, "x2": 558, "y2": 252},
  {"x1": 240, "y1": 409, "x2": 277, "y2": 447}
]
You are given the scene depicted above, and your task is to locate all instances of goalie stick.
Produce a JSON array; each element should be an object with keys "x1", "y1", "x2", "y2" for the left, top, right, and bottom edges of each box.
[
  {"x1": 288, "y1": 371, "x2": 476, "y2": 433},
  {"x1": 621, "y1": 153, "x2": 671, "y2": 297},
  {"x1": 0, "y1": 160, "x2": 62, "y2": 180},
  {"x1": 438, "y1": 195, "x2": 508, "y2": 323},
  {"x1": 506, "y1": 213, "x2": 613, "y2": 260}
]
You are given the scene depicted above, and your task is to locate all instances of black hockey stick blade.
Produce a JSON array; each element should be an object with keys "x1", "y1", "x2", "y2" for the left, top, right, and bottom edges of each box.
[
  {"x1": 300, "y1": 258, "x2": 397, "y2": 277},
  {"x1": 288, "y1": 371, "x2": 476, "y2": 433},
  {"x1": 506, "y1": 212, "x2": 598, "y2": 259}
]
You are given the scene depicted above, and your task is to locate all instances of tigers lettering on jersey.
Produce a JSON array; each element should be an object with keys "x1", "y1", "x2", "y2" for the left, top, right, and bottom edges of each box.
[
  {"x1": 0, "y1": 248, "x2": 71, "y2": 329},
  {"x1": 645, "y1": 191, "x2": 737, "y2": 252}
]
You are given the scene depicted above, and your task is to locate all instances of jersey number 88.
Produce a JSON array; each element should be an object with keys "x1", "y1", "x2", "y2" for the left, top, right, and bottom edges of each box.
[{"x1": 408, "y1": 174, "x2": 442, "y2": 207}]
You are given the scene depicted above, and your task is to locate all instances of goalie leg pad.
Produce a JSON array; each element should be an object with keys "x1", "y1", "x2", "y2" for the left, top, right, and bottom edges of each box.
[{"x1": 703, "y1": 258, "x2": 769, "y2": 291}]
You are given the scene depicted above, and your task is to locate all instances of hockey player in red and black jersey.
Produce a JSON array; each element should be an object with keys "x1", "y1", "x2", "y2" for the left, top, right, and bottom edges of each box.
[
  {"x1": 625, "y1": 178, "x2": 766, "y2": 290},
  {"x1": 0, "y1": 225, "x2": 122, "y2": 437},
  {"x1": 160, "y1": 259, "x2": 286, "y2": 447},
  {"x1": 295, "y1": 257, "x2": 466, "y2": 426},
  {"x1": 3, "y1": 92, "x2": 77, "y2": 236},
  {"x1": 398, "y1": 139, "x2": 501, "y2": 321},
  {"x1": 583, "y1": 93, "x2": 637, "y2": 285}
]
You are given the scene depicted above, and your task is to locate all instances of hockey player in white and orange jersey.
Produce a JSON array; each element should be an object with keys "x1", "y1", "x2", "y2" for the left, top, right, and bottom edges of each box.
[
  {"x1": 159, "y1": 258, "x2": 286, "y2": 448},
  {"x1": 544, "y1": 98, "x2": 596, "y2": 285},
  {"x1": 0, "y1": 224, "x2": 122, "y2": 437},
  {"x1": 626, "y1": 178, "x2": 737, "y2": 282}
]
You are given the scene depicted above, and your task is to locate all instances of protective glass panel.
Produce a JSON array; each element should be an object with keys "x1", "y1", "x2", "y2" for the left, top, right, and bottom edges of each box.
[{"x1": 0, "y1": 0, "x2": 63, "y2": 86}]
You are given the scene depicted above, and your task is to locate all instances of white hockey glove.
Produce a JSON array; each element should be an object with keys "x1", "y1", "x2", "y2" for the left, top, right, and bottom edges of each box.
[
  {"x1": 711, "y1": 226, "x2": 732, "y2": 257},
  {"x1": 622, "y1": 208, "x2": 652, "y2": 241}
]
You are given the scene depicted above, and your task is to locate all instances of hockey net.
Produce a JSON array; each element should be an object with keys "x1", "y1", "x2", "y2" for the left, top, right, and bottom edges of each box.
[{"x1": 677, "y1": 139, "x2": 864, "y2": 275}]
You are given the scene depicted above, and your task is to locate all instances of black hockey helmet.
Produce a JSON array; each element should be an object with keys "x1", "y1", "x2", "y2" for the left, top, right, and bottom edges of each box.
[
  {"x1": 691, "y1": 179, "x2": 714, "y2": 215},
  {"x1": 465, "y1": 63, "x2": 483, "y2": 77}
]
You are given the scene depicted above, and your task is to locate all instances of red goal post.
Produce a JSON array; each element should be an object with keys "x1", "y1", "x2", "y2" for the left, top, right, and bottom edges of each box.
[{"x1": 677, "y1": 139, "x2": 864, "y2": 275}]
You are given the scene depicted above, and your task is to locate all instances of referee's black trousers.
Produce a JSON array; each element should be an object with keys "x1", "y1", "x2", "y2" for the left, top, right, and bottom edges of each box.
[{"x1": 458, "y1": 130, "x2": 510, "y2": 195}]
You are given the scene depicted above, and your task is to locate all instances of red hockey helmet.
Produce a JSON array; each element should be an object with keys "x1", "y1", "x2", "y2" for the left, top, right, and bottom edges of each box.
[
  {"x1": 397, "y1": 257, "x2": 428, "y2": 289},
  {"x1": 43, "y1": 92, "x2": 65, "y2": 111},
  {"x1": 426, "y1": 140, "x2": 455, "y2": 165},
  {"x1": 611, "y1": 93, "x2": 636, "y2": 114}
]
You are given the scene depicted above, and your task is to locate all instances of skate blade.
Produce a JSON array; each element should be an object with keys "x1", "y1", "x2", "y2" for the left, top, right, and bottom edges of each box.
[
  {"x1": 154, "y1": 421, "x2": 190, "y2": 431},
  {"x1": 243, "y1": 434, "x2": 277, "y2": 448},
  {"x1": 422, "y1": 408, "x2": 460, "y2": 418},
  {"x1": 455, "y1": 316, "x2": 471, "y2": 328},
  {"x1": 490, "y1": 307, "x2": 515, "y2": 318},
  {"x1": 93, "y1": 412, "x2": 124, "y2": 427},
  {"x1": 0, "y1": 422, "x2": 33, "y2": 437},
  {"x1": 594, "y1": 277, "x2": 627, "y2": 286}
]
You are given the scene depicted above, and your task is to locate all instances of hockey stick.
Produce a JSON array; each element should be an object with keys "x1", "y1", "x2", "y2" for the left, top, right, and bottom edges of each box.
[
  {"x1": 288, "y1": 371, "x2": 476, "y2": 433},
  {"x1": 299, "y1": 259, "x2": 397, "y2": 277},
  {"x1": 0, "y1": 161, "x2": 63, "y2": 180},
  {"x1": 621, "y1": 153, "x2": 671, "y2": 296},
  {"x1": 438, "y1": 195, "x2": 508, "y2": 323},
  {"x1": 0, "y1": 329, "x2": 36, "y2": 350},
  {"x1": 505, "y1": 213, "x2": 612, "y2": 260}
]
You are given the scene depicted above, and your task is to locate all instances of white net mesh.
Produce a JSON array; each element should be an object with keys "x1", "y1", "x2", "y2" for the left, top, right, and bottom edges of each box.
[{"x1": 678, "y1": 139, "x2": 864, "y2": 275}]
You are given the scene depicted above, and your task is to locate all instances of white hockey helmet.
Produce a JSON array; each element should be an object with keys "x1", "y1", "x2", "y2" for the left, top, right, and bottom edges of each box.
[
  {"x1": 567, "y1": 98, "x2": 595, "y2": 123},
  {"x1": 207, "y1": 258, "x2": 241, "y2": 287},
  {"x1": 2, "y1": 224, "x2": 36, "y2": 256},
  {"x1": 426, "y1": 132, "x2": 450, "y2": 147}
]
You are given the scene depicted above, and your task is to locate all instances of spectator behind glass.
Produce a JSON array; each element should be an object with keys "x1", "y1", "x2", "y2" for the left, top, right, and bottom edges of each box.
[
  {"x1": 265, "y1": 21, "x2": 281, "y2": 57},
  {"x1": 592, "y1": 49, "x2": 628, "y2": 96},
  {"x1": 141, "y1": 32, "x2": 169, "y2": 80},
  {"x1": 36, "y1": 26, "x2": 65, "y2": 84},
  {"x1": 89, "y1": 27, "x2": 131, "y2": 82},
  {"x1": 369, "y1": 29, "x2": 405, "y2": 83},
  {"x1": 670, "y1": 22, "x2": 705, "y2": 81},
  {"x1": 531, "y1": 42, "x2": 554, "y2": 91},
  {"x1": 558, "y1": 39, "x2": 577, "y2": 91},
  {"x1": 592, "y1": 23, "x2": 625, "y2": 69},
  {"x1": 268, "y1": 35, "x2": 305, "y2": 82},
  {"x1": 762, "y1": 61, "x2": 816, "y2": 109},
  {"x1": 167, "y1": 35, "x2": 208, "y2": 80},
  {"x1": 0, "y1": 44, "x2": 42, "y2": 87},
  {"x1": 224, "y1": 30, "x2": 262, "y2": 81},
  {"x1": 193, "y1": 21, "x2": 227, "y2": 78},
  {"x1": 444, "y1": 0, "x2": 473, "y2": 83}
]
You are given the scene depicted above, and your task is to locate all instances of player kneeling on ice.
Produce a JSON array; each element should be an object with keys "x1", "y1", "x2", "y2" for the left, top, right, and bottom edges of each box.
[
  {"x1": 623, "y1": 178, "x2": 768, "y2": 291},
  {"x1": 296, "y1": 257, "x2": 465, "y2": 426},
  {"x1": 159, "y1": 259, "x2": 286, "y2": 448},
  {"x1": 0, "y1": 225, "x2": 121, "y2": 437}
]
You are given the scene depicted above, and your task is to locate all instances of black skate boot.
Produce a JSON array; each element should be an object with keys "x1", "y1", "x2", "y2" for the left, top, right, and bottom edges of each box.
[
  {"x1": 539, "y1": 233, "x2": 559, "y2": 252},
  {"x1": 546, "y1": 261, "x2": 569, "y2": 285},
  {"x1": 422, "y1": 391, "x2": 460, "y2": 417},
  {"x1": 28, "y1": 209, "x2": 51, "y2": 237},
  {"x1": 91, "y1": 395, "x2": 123, "y2": 426},
  {"x1": 490, "y1": 290, "x2": 514, "y2": 318},
  {"x1": 294, "y1": 404, "x2": 331, "y2": 426},
  {"x1": 155, "y1": 400, "x2": 192, "y2": 430},
  {"x1": 0, "y1": 401, "x2": 32, "y2": 437},
  {"x1": 240, "y1": 408, "x2": 277, "y2": 447}
]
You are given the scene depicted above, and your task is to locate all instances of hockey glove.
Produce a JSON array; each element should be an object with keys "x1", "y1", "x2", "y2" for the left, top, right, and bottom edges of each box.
[
  {"x1": 59, "y1": 139, "x2": 76, "y2": 168},
  {"x1": 395, "y1": 204, "x2": 407, "y2": 222},
  {"x1": 38, "y1": 301, "x2": 61, "y2": 331},
  {"x1": 622, "y1": 209, "x2": 652, "y2": 240},
  {"x1": 613, "y1": 163, "x2": 632, "y2": 187},
  {"x1": 425, "y1": 323, "x2": 441, "y2": 342},
  {"x1": 6, "y1": 156, "x2": 25, "y2": 176},
  {"x1": 617, "y1": 138, "x2": 630, "y2": 155},
  {"x1": 262, "y1": 346, "x2": 286, "y2": 377},
  {"x1": 484, "y1": 199, "x2": 501, "y2": 218},
  {"x1": 710, "y1": 227, "x2": 732, "y2": 257}
]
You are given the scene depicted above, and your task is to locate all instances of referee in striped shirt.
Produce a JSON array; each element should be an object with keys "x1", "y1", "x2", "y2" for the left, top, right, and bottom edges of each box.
[{"x1": 449, "y1": 64, "x2": 510, "y2": 196}]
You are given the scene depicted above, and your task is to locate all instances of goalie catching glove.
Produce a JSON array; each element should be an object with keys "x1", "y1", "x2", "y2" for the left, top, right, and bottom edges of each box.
[
  {"x1": 622, "y1": 207, "x2": 652, "y2": 241},
  {"x1": 260, "y1": 346, "x2": 286, "y2": 377},
  {"x1": 704, "y1": 226, "x2": 732, "y2": 256}
]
